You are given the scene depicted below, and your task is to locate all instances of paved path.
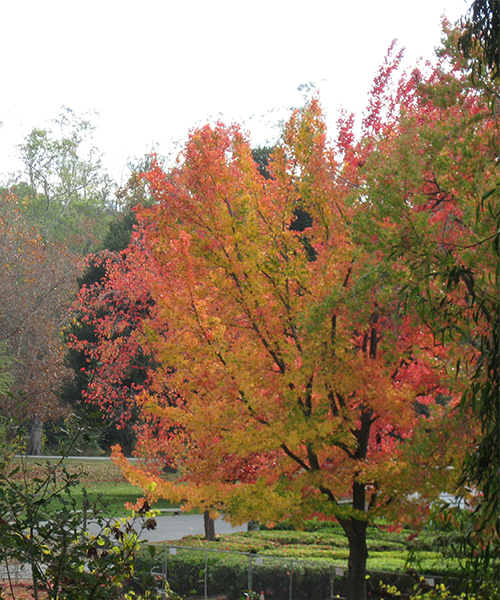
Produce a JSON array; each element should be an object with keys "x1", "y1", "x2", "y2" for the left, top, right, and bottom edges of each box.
[
  {"x1": 1, "y1": 515, "x2": 246, "y2": 582},
  {"x1": 89, "y1": 513, "x2": 247, "y2": 543}
]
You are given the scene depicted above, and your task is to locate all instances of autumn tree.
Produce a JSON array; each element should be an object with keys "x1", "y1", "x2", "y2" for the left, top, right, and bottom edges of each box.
[
  {"x1": 62, "y1": 173, "x2": 158, "y2": 455},
  {"x1": 105, "y1": 86, "x2": 470, "y2": 599},
  {"x1": 0, "y1": 192, "x2": 78, "y2": 454}
]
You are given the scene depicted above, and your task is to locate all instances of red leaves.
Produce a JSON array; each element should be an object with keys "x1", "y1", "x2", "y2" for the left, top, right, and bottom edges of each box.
[
  {"x1": 72, "y1": 32, "x2": 487, "y2": 542},
  {"x1": 100, "y1": 96, "x2": 464, "y2": 530},
  {"x1": 362, "y1": 40, "x2": 404, "y2": 137},
  {"x1": 67, "y1": 246, "x2": 158, "y2": 427}
]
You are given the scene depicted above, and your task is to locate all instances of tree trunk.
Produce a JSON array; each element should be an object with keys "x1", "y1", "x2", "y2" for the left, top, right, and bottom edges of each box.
[
  {"x1": 204, "y1": 509, "x2": 215, "y2": 541},
  {"x1": 343, "y1": 518, "x2": 368, "y2": 600},
  {"x1": 338, "y1": 481, "x2": 369, "y2": 600},
  {"x1": 27, "y1": 416, "x2": 43, "y2": 455}
]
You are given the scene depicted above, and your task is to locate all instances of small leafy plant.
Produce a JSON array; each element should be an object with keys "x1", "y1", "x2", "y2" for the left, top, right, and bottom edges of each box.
[
  {"x1": 0, "y1": 423, "x2": 161, "y2": 600},
  {"x1": 238, "y1": 591, "x2": 261, "y2": 600}
]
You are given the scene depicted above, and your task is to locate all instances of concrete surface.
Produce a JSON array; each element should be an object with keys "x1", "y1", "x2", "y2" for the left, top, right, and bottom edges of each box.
[{"x1": 89, "y1": 513, "x2": 247, "y2": 543}]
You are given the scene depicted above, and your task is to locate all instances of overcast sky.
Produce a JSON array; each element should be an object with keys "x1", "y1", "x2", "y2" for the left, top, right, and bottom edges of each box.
[{"x1": 0, "y1": 0, "x2": 471, "y2": 184}]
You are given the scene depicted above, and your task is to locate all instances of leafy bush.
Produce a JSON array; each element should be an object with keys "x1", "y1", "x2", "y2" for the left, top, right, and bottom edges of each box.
[
  {"x1": 164, "y1": 550, "x2": 208, "y2": 595},
  {"x1": 163, "y1": 550, "x2": 342, "y2": 600},
  {"x1": 0, "y1": 444, "x2": 162, "y2": 600}
]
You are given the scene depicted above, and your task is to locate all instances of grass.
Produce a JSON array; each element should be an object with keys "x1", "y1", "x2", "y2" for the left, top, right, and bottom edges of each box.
[{"x1": 10, "y1": 456, "x2": 181, "y2": 515}]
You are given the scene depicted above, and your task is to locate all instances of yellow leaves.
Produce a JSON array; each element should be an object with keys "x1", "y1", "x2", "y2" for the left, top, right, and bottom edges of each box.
[
  {"x1": 102, "y1": 96, "x2": 474, "y2": 540},
  {"x1": 225, "y1": 477, "x2": 296, "y2": 526}
]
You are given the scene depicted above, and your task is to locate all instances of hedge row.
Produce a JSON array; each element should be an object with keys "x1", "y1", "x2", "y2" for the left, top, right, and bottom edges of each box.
[
  {"x1": 161, "y1": 548, "x2": 437, "y2": 599},
  {"x1": 164, "y1": 550, "x2": 341, "y2": 599}
]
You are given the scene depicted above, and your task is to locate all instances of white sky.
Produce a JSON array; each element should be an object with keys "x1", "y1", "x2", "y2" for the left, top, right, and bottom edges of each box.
[{"x1": 0, "y1": 0, "x2": 471, "y2": 185}]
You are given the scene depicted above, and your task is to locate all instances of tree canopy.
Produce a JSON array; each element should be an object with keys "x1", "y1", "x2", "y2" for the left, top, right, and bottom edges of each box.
[
  {"x1": 13, "y1": 107, "x2": 115, "y2": 255},
  {"x1": 92, "y1": 35, "x2": 494, "y2": 596},
  {"x1": 0, "y1": 191, "x2": 78, "y2": 453},
  {"x1": 49, "y1": 21, "x2": 499, "y2": 600}
]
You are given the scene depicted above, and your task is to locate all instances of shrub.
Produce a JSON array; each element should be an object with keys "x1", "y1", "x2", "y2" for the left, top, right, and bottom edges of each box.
[
  {"x1": 162, "y1": 548, "x2": 344, "y2": 600},
  {"x1": 0, "y1": 446, "x2": 161, "y2": 600}
]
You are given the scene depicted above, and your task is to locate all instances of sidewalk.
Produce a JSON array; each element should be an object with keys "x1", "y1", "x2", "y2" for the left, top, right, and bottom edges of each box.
[
  {"x1": 0, "y1": 514, "x2": 247, "y2": 583},
  {"x1": 88, "y1": 513, "x2": 247, "y2": 543}
]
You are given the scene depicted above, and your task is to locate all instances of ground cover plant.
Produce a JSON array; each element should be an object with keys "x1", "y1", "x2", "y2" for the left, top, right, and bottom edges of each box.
[{"x1": 161, "y1": 523, "x2": 458, "y2": 576}]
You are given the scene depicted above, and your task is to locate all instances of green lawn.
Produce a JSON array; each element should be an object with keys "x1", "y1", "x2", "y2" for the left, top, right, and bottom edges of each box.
[{"x1": 12, "y1": 456, "x2": 182, "y2": 515}]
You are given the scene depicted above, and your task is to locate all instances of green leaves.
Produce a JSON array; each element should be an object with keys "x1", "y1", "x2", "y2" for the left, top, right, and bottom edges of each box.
[
  {"x1": 0, "y1": 450, "x2": 160, "y2": 599},
  {"x1": 15, "y1": 107, "x2": 115, "y2": 255},
  {"x1": 458, "y1": 0, "x2": 500, "y2": 82}
]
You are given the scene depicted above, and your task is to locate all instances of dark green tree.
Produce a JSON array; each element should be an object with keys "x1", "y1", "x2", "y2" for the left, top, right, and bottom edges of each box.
[
  {"x1": 251, "y1": 146, "x2": 274, "y2": 180},
  {"x1": 459, "y1": 0, "x2": 500, "y2": 81}
]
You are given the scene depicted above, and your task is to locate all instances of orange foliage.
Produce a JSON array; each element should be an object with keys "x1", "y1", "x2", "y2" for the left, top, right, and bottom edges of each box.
[
  {"x1": 75, "y1": 30, "x2": 498, "y2": 599},
  {"x1": 110, "y1": 96, "x2": 468, "y2": 527},
  {"x1": 0, "y1": 192, "x2": 79, "y2": 426}
]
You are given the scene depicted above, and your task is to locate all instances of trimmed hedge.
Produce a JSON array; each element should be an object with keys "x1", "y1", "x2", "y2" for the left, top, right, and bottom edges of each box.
[
  {"x1": 158, "y1": 522, "x2": 458, "y2": 598},
  {"x1": 164, "y1": 549, "x2": 343, "y2": 599},
  {"x1": 161, "y1": 547, "x2": 452, "y2": 600}
]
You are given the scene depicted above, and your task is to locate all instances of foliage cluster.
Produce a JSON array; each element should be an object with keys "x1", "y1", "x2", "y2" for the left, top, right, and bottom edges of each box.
[
  {"x1": 104, "y1": 29, "x2": 495, "y2": 599},
  {"x1": 12, "y1": 107, "x2": 116, "y2": 255},
  {"x1": 59, "y1": 175, "x2": 155, "y2": 457},
  {"x1": 458, "y1": 0, "x2": 500, "y2": 81},
  {"x1": 0, "y1": 192, "x2": 79, "y2": 453}
]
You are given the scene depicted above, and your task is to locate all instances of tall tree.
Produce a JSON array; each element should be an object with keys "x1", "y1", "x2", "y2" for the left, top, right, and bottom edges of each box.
[
  {"x1": 358, "y1": 22, "x2": 500, "y2": 590},
  {"x1": 0, "y1": 192, "x2": 78, "y2": 454},
  {"x1": 14, "y1": 107, "x2": 115, "y2": 254},
  {"x1": 110, "y1": 97, "x2": 467, "y2": 600}
]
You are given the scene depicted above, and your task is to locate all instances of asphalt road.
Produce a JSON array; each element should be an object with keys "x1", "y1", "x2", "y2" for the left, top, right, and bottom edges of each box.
[
  {"x1": 0, "y1": 515, "x2": 247, "y2": 581},
  {"x1": 89, "y1": 513, "x2": 248, "y2": 543}
]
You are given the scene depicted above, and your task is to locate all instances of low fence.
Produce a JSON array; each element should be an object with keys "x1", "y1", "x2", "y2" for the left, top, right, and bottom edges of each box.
[
  {"x1": 156, "y1": 545, "x2": 444, "y2": 600},
  {"x1": 0, "y1": 559, "x2": 32, "y2": 584}
]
